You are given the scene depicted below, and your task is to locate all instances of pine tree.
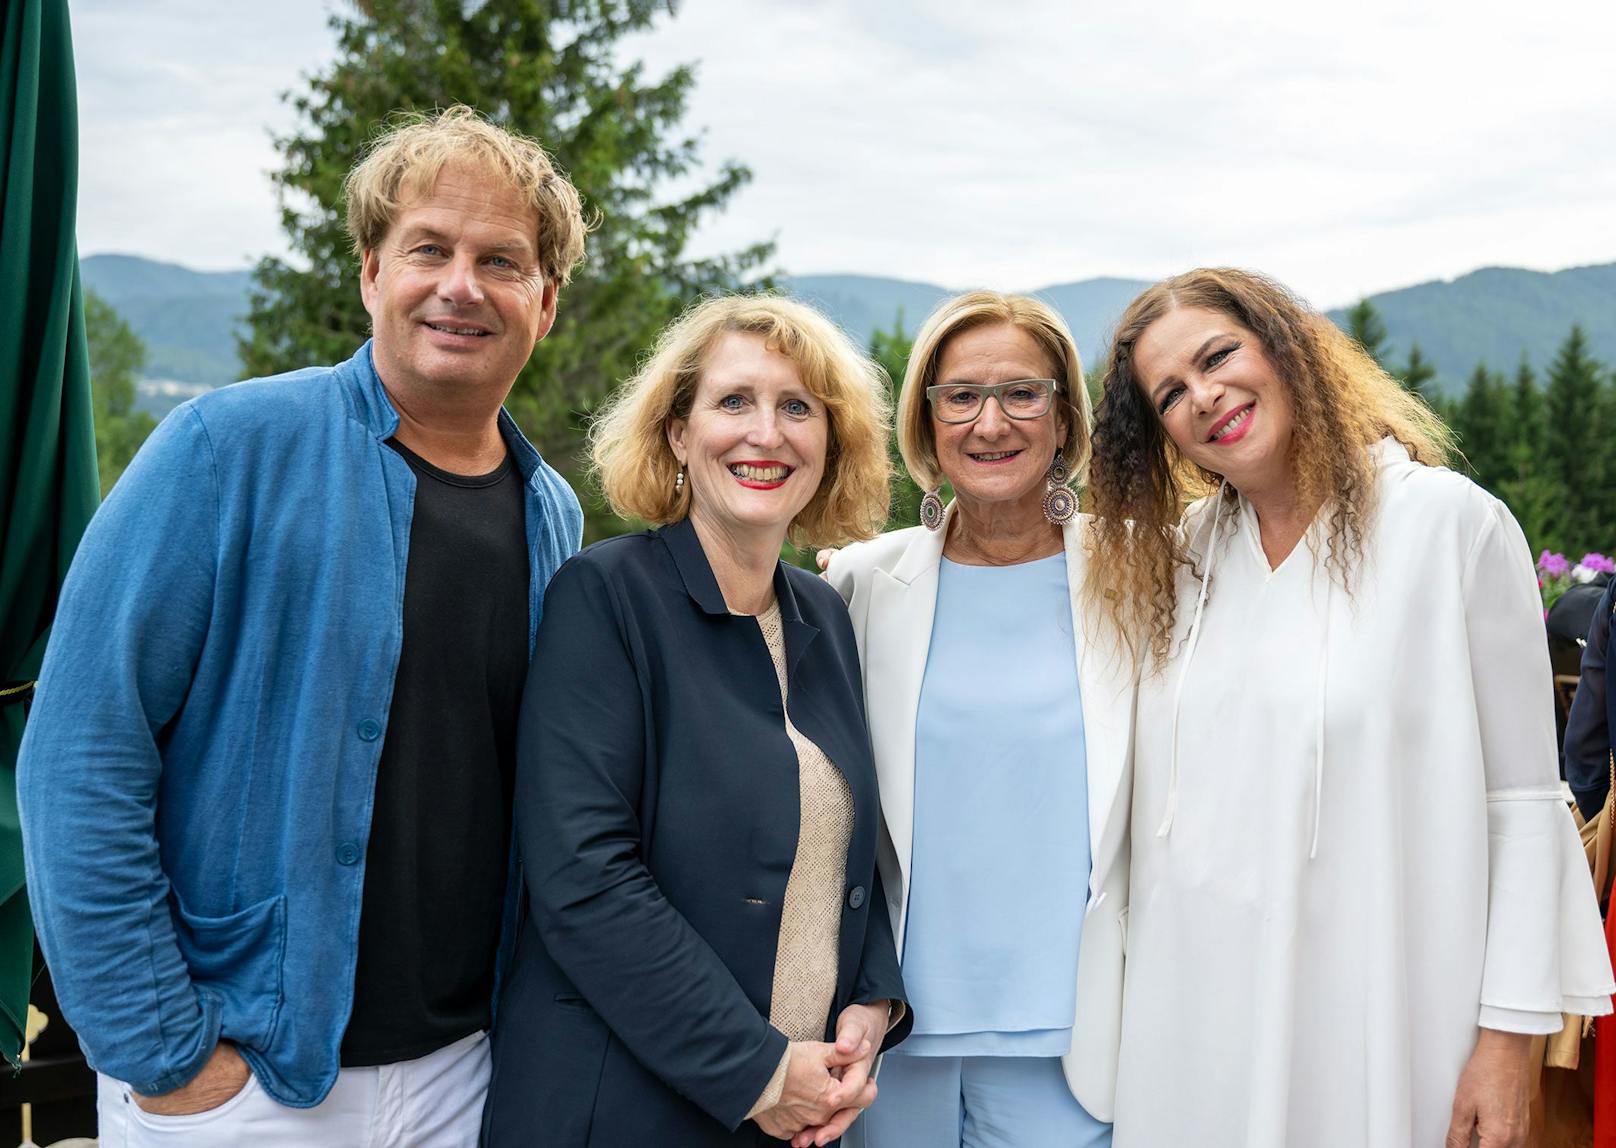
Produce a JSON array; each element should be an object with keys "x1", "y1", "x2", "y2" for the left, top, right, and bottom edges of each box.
[
  {"x1": 1510, "y1": 355, "x2": 1548, "y2": 467},
  {"x1": 1084, "y1": 365, "x2": 1105, "y2": 415},
  {"x1": 85, "y1": 290, "x2": 157, "y2": 496},
  {"x1": 1344, "y1": 299, "x2": 1389, "y2": 368},
  {"x1": 1497, "y1": 356, "x2": 1556, "y2": 550},
  {"x1": 1453, "y1": 364, "x2": 1510, "y2": 492},
  {"x1": 238, "y1": 0, "x2": 771, "y2": 538},
  {"x1": 1541, "y1": 326, "x2": 1605, "y2": 552},
  {"x1": 1398, "y1": 343, "x2": 1437, "y2": 399},
  {"x1": 1596, "y1": 360, "x2": 1616, "y2": 550}
]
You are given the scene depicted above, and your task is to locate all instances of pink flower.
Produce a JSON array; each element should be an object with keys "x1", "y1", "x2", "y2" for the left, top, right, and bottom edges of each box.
[
  {"x1": 1539, "y1": 550, "x2": 1571, "y2": 578},
  {"x1": 1580, "y1": 553, "x2": 1616, "y2": 574}
]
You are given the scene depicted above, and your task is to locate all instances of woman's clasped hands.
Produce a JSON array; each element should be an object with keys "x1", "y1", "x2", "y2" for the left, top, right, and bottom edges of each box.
[{"x1": 755, "y1": 1001, "x2": 888, "y2": 1145}]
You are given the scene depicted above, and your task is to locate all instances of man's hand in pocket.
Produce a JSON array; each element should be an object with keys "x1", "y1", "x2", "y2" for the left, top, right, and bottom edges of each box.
[{"x1": 132, "y1": 1041, "x2": 252, "y2": 1116}]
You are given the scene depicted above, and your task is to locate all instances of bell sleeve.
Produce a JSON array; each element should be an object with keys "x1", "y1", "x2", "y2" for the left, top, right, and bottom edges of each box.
[{"x1": 1463, "y1": 497, "x2": 1616, "y2": 1032}]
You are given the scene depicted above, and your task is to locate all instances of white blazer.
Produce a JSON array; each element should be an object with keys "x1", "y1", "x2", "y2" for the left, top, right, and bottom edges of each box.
[{"x1": 825, "y1": 506, "x2": 1135, "y2": 1122}]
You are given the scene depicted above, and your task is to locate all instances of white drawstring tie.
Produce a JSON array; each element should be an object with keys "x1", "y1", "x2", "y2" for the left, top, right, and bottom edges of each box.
[
  {"x1": 1308, "y1": 574, "x2": 1331, "y2": 860},
  {"x1": 1157, "y1": 484, "x2": 1228, "y2": 840}
]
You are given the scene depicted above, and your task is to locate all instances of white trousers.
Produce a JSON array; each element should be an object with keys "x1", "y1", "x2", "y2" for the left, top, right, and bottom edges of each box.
[{"x1": 96, "y1": 1029, "x2": 490, "y2": 1148}]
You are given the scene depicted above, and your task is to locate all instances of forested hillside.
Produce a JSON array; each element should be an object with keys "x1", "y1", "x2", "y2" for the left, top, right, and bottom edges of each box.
[{"x1": 88, "y1": 255, "x2": 1616, "y2": 406}]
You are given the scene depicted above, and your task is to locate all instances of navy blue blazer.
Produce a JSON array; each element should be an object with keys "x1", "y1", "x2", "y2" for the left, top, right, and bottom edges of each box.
[
  {"x1": 1565, "y1": 577, "x2": 1616, "y2": 819},
  {"x1": 482, "y1": 518, "x2": 909, "y2": 1147}
]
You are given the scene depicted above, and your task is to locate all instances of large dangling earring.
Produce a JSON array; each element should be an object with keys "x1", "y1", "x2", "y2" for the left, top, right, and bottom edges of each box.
[
  {"x1": 1042, "y1": 456, "x2": 1077, "y2": 525},
  {"x1": 674, "y1": 465, "x2": 686, "y2": 494},
  {"x1": 919, "y1": 488, "x2": 945, "y2": 532}
]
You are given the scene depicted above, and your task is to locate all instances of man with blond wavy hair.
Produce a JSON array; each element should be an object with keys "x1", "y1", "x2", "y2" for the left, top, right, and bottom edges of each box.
[{"x1": 19, "y1": 106, "x2": 588, "y2": 1145}]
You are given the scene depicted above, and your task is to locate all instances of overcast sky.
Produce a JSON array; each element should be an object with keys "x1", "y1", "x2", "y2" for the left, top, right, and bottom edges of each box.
[{"x1": 72, "y1": 0, "x2": 1616, "y2": 309}]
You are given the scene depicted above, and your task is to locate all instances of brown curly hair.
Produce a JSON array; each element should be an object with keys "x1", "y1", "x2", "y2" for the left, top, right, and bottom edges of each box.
[{"x1": 1084, "y1": 268, "x2": 1453, "y2": 664}]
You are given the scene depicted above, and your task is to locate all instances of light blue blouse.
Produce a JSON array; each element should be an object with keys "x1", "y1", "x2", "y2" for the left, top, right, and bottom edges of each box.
[{"x1": 896, "y1": 553, "x2": 1090, "y2": 1058}]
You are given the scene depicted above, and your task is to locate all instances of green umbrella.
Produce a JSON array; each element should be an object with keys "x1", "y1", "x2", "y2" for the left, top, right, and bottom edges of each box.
[{"x1": 0, "y1": 0, "x2": 99, "y2": 1067}]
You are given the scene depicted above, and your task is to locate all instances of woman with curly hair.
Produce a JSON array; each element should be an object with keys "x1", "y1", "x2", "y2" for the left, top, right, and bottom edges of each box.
[{"x1": 1084, "y1": 268, "x2": 1613, "y2": 1148}]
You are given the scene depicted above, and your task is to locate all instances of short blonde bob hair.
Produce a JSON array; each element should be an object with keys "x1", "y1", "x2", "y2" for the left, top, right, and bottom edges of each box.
[
  {"x1": 344, "y1": 104, "x2": 592, "y2": 288},
  {"x1": 590, "y1": 295, "x2": 893, "y2": 550},
  {"x1": 898, "y1": 291, "x2": 1092, "y2": 492}
]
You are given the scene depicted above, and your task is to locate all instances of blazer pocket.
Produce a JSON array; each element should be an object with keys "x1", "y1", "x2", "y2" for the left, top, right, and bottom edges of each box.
[{"x1": 172, "y1": 893, "x2": 288, "y2": 1051}]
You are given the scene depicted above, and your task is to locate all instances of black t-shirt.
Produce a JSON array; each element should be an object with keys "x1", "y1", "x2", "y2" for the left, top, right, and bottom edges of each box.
[{"x1": 340, "y1": 439, "x2": 530, "y2": 1066}]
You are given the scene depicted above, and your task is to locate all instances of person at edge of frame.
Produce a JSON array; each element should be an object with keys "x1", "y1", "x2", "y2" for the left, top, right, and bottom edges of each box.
[
  {"x1": 18, "y1": 104, "x2": 588, "y2": 1146},
  {"x1": 1565, "y1": 577, "x2": 1616, "y2": 823},
  {"x1": 1089, "y1": 268, "x2": 1614, "y2": 1148}
]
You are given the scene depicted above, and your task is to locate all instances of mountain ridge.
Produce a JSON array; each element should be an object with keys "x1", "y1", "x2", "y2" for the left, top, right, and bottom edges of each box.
[{"x1": 83, "y1": 254, "x2": 1616, "y2": 413}]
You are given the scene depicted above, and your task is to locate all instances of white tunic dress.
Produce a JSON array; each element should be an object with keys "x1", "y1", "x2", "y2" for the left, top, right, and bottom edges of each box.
[{"x1": 1113, "y1": 440, "x2": 1615, "y2": 1148}]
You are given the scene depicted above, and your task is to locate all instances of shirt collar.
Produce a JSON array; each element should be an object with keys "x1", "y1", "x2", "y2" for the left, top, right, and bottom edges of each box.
[{"x1": 341, "y1": 338, "x2": 548, "y2": 487}]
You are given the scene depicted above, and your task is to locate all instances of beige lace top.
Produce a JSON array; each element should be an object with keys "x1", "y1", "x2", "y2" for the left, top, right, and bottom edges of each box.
[
  {"x1": 745, "y1": 601, "x2": 854, "y2": 1117},
  {"x1": 759, "y1": 602, "x2": 854, "y2": 1039}
]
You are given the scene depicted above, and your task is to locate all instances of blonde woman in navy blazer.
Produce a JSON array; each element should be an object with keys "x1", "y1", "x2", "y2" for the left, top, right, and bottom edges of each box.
[
  {"x1": 826, "y1": 292, "x2": 1134, "y2": 1147},
  {"x1": 482, "y1": 296, "x2": 910, "y2": 1147}
]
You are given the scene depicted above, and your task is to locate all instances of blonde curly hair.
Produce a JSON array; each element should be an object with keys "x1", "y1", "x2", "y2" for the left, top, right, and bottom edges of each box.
[
  {"x1": 1084, "y1": 268, "x2": 1453, "y2": 664},
  {"x1": 590, "y1": 294, "x2": 893, "y2": 549},
  {"x1": 345, "y1": 104, "x2": 592, "y2": 288}
]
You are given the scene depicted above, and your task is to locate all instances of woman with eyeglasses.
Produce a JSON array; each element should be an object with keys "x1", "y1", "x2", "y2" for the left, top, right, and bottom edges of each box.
[{"x1": 825, "y1": 292, "x2": 1128, "y2": 1147}]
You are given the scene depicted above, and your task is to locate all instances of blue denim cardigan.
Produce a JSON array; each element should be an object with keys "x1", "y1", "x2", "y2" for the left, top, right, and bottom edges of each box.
[{"x1": 17, "y1": 342, "x2": 582, "y2": 1107}]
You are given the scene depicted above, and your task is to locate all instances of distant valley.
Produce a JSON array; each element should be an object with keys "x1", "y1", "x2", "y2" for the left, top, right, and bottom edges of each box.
[{"x1": 82, "y1": 254, "x2": 1616, "y2": 416}]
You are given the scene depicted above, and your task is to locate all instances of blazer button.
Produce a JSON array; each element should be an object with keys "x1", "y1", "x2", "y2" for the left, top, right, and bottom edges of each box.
[
  {"x1": 846, "y1": 885, "x2": 866, "y2": 910},
  {"x1": 336, "y1": 842, "x2": 362, "y2": 866},
  {"x1": 357, "y1": 718, "x2": 382, "y2": 742}
]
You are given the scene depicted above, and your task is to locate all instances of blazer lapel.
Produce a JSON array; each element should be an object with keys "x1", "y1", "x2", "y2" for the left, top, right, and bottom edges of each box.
[
  {"x1": 862, "y1": 510, "x2": 949, "y2": 927},
  {"x1": 772, "y1": 565, "x2": 821, "y2": 681},
  {"x1": 1063, "y1": 520, "x2": 1134, "y2": 897}
]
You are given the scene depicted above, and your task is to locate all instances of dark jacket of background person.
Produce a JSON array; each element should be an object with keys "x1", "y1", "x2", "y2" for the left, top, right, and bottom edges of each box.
[
  {"x1": 481, "y1": 517, "x2": 910, "y2": 1147},
  {"x1": 1565, "y1": 577, "x2": 1616, "y2": 821}
]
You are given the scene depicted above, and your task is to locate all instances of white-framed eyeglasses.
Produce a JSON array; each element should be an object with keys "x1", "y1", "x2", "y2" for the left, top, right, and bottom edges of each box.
[{"x1": 925, "y1": 379, "x2": 1059, "y2": 424}]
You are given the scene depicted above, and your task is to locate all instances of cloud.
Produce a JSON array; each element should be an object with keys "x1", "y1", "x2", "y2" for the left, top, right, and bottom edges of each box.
[
  {"x1": 72, "y1": 0, "x2": 337, "y2": 270},
  {"x1": 72, "y1": 0, "x2": 1616, "y2": 306}
]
